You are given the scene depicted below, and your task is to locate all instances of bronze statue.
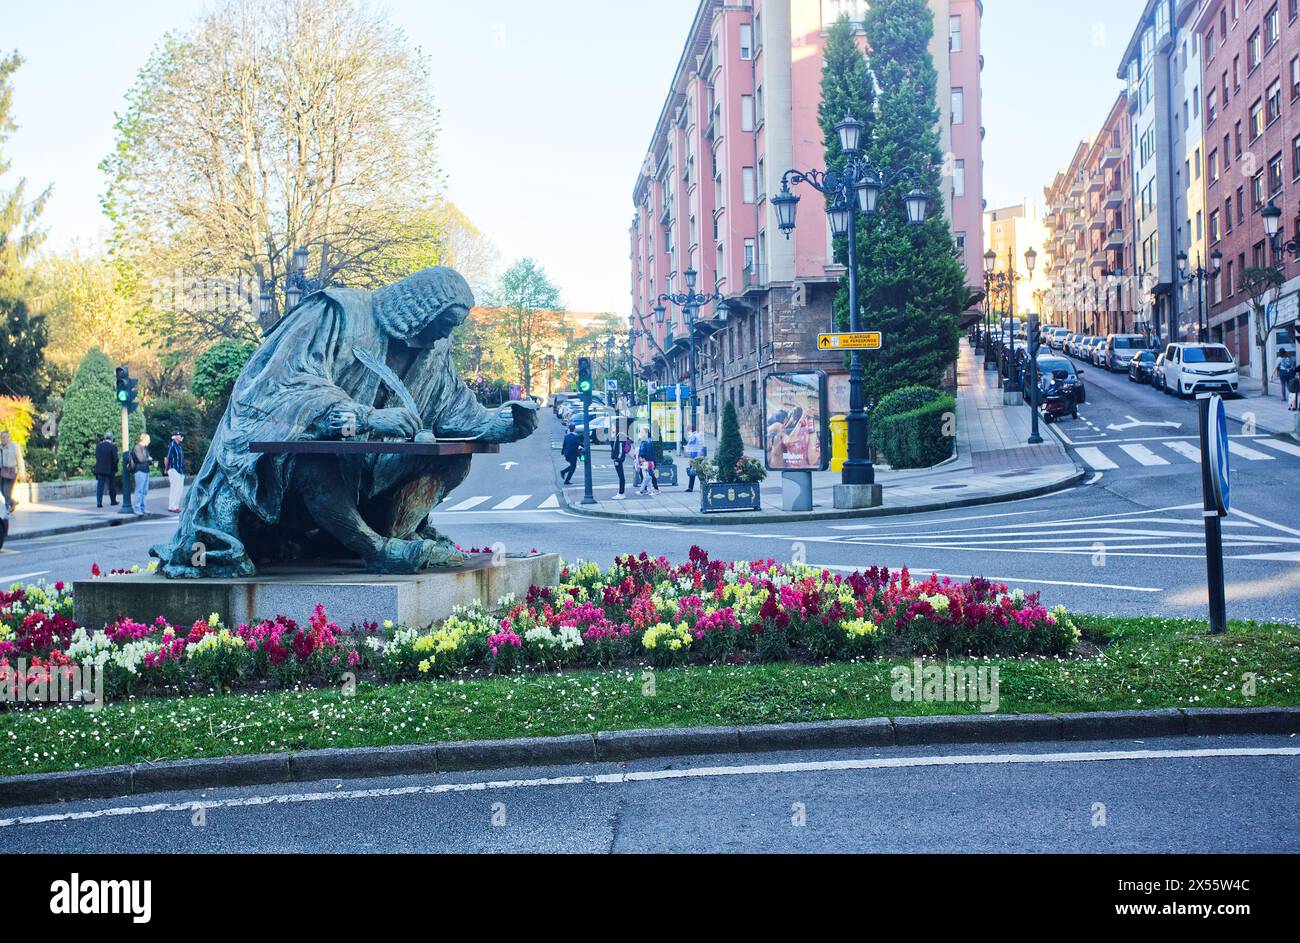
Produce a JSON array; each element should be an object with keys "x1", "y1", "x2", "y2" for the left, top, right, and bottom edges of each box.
[{"x1": 151, "y1": 267, "x2": 537, "y2": 578}]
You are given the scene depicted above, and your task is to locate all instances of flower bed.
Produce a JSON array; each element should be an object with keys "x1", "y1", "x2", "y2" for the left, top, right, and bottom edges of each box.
[{"x1": 0, "y1": 548, "x2": 1079, "y2": 702}]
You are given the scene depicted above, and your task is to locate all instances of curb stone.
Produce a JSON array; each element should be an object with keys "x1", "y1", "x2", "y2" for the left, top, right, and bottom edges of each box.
[
  {"x1": 1, "y1": 706, "x2": 1297, "y2": 808},
  {"x1": 7, "y1": 512, "x2": 170, "y2": 542}
]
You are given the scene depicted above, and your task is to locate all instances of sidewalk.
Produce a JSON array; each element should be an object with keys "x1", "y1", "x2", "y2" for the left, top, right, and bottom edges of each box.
[
  {"x1": 559, "y1": 342, "x2": 1083, "y2": 523},
  {"x1": 1223, "y1": 375, "x2": 1299, "y2": 438},
  {"x1": 4, "y1": 498, "x2": 169, "y2": 541}
]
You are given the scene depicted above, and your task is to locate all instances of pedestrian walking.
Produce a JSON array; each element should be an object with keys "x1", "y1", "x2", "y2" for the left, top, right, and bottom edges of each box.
[
  {"x1": 684, "y1": 426, "x2": 704, "y2": 493},
  {"x1": 93, "y1": 432, "x2": 119, "y2": 508},
  {"x1": 636, "y1": 428, "x2": 659, "y2": 496},
  {"x1": 560, "y1": 423, "x2": 582, "y2": 485},
  {"x1": 164, "y1": 431, "x2": 187, "y2": 512},
  {"x1": 1275, "y1": 349, "x2": 1296, "y2": 410},
  {"x1": 610, "y1": 426, "x2": 630, "y2": 499},
  {"x1": 129, "y1": 434, "x2": 154, "y2": 515},
  {"x1": 0, "y1": 428, "x2": 25, "y2": 514}
]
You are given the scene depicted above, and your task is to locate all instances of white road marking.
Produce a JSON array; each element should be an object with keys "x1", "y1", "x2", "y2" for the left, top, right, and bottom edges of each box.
[
  {"x1": 1075, "y1": 447, "x2": 1118, "y2": 470},
  {"x1": 0, "y1": 570, "x2": 49, "y2": 584},
  {"x1": 1230, "y1": 507, "x2": 1300, "y2": 539},
  {"x1": 1164, "y1": 440, "x2": 1201, "y2": 462},
  {"x1": 538, "y1": 495, "x2": 560, "y2": 509},
  {"x1": 4, "y1": 746, "x2": 1294, "y2": 829},
  {"x1": 492, "y1": 495, "x2": 531, "y2": 510},
  {"x1": 444, "y1": 496, "x2": 491, "y2": 512},
  {"x1": 1227, "y1": 440, "x2": 1275, "y2": 461},
  {"x1": 1257, "y1": 437, "x2": 1300, "y2": 458},
  {"x1": 1119, "y1": 443, "x2": 1171, "y2": 466}
]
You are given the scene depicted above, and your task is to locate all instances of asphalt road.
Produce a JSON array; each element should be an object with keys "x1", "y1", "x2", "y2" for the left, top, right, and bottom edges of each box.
[
  {"x1": 2, "y1": 735, "x2": 1295, "y2": 852},
  {"x1": 4, "y1": 393, "x2": 1299, "y2": 621}
]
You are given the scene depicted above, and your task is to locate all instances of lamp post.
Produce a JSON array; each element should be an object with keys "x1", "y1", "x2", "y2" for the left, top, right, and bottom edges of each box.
[
  {"x1": 1024, "y1": 246, "x2": 1043, "y2": 440},
  {"x1": 1176, "y1": 249, "x2": 1222, "y2": 343},
  {"x1": 982, "y1": 249, "x2": 998, "y2": 370},
  {"x1": 773, "y1": 114, "x2": 929, "y2": 495},
  {"x1": 656, "y1": 267, "x2": 728, "y2": 437}
]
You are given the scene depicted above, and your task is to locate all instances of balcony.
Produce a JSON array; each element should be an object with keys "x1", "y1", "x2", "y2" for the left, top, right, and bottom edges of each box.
[
  {"x1": 1087, "y1": 172, "x2": 1104, "y2": 192},
  {"x1": 1090, "y1": 207, "x2": 1108, "y2": 231},
  {"x1": 1101, "y1": 148, "x2": 1122, "y2": 168},
  {"x1": 1070, "y1": 215, "x2": 1085, "y2": 232},
  {"x1": 1104, "y1": 187, "x2": 1123, "y2": 208},
  {"x1": 1106, "y1": 228, "x2": 1124, "y2": 250},
  {"x1": 1068, "y1": 179, "x2": 1085, "y2": 198},
  {"x1": 743, "y1": 263, "x2": 768, "y2": 292}
]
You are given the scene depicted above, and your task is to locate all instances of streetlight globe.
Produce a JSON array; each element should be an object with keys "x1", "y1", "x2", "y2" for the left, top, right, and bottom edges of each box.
[
  {"x1": 835, "y1": 114, "x2": 864, "y2": 154},
  {"x1": 905, "y1": 188, "x2": 929, "y2": 225},
  {"x1": 1176, "y1": 251, "x2": 1188, "y2": 277},
  {"x1": 654, "y1": 303, "x2": 666, "y2": 324},
  {"x1": 1262, "y1": 201, "x2": 1282, "y2": 239},
  {"x1": 1211, "y1": 249, "x2": 1223, "y2": 274},
  {"x1": 983, "y1": 248, "x2": 997, "y2": 275},
  {"x1": 684, "y1": 267, "x2": 698, "y2": 290},
  {"x1": 856, "y1": 170, "x2": 882, "y2": 215},
  {"x1": 292, "y1": 245, "x2": 309, "y2": 275},
  {"x1": 1024, "y1": 246, "x2": 1037, "y2": 276},
  {"x1": 773, "y1": 187, "x2": 799, "y2": 235},
  {"x1": 827, "y1": 201, "x2": 852, "y2": 238}
]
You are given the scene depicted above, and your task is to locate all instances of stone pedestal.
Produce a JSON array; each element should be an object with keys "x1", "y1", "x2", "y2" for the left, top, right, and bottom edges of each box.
[
  {"x1": 781, "y1": 470, "x2": 813, "y2": 512},
  {"x1": 833, "y1": 483, "x2": 883, "y2": 510},
  {"x1": 1002, "y1": 389, "x2": 1023, "y2": 406},
  {"x1": 74, "y1": 553, "x2": 561, "y2": 631}
]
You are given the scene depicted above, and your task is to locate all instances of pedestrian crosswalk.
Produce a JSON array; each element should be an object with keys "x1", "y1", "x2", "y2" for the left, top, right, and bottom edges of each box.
[
  {"x1": 436, "y1": 493, "x2": 563, "y2": 513},
  {"x1": 1073, "y1": 436, "x2": 1299, "y2": 471}
]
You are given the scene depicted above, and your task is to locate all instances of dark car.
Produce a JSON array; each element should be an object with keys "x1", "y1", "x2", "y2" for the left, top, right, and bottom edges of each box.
[
  {"x1": 1151, "y1": 352, "x2": 1168, "y2": 392},
  {"x1": 1028, "y1": 354, "x2": 1086, "y2": 405},
  {"x1": 1127, "y1": 348, "x2": 1157, "y2": 384}
]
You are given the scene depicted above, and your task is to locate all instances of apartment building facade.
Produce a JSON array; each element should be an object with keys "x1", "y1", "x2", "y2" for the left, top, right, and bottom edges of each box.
[
  {"x1": 1193, "y1": 0, "x2": 1300, "y2": 376},
  {"x1": 1042, "y1": 94, "x2": 1140, "y2": 336},
  {"x1": 984, "y1": 202, "x2": 1051, "y2": 319},
  {"x1": 628, "y1": 0, "x2": 984, "y2": 445}
]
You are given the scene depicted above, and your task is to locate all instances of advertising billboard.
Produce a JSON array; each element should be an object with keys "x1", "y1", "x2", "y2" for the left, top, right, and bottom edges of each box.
[{"x1": 763, "y1": 371, "x2": 828, "y2": 471}]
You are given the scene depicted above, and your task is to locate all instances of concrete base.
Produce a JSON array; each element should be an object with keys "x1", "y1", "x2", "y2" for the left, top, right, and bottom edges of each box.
[
  {"x1": 73, "y1": 553, "x2": 561, "y2": 631},
  {"x1": 781, "y1": 470, "x2": 813, "y2": 512},
  {"x1": 832, "y1": 483, "x2": 883, "y2": 510},
  {"x1": 1002, "y1": 389, "x2": 1023, "y2": 405}
]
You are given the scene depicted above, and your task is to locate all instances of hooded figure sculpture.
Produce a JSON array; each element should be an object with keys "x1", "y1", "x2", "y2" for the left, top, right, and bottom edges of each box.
[{"x1": 152, "y1": 266, "x2": 537, "y2": 578}]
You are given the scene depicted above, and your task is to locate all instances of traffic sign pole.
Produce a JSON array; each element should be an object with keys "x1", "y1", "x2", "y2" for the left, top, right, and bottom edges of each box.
[{"x1": 1197, "y1": 394, "x2": 1227, "y2": 635}]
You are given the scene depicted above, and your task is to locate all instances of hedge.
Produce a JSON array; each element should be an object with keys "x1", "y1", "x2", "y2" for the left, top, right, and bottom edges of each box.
[
  {"x1": 874, "y1": 393, "x2": 955, "y2": 469},
  {"x1": 873, "y1": 384, "x2": 943, "y2": 423}
]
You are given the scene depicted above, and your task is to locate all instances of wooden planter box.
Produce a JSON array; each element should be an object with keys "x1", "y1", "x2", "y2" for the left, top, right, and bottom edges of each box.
[{"x1": 700, "y1": 481, "x2": 762, "y2": 513}]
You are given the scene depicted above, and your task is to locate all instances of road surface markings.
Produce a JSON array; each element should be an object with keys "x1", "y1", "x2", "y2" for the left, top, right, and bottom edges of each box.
[
  {"x1": 1163, "y1": 440, "x2": 1201, "y2": 462},
  {"x1": 0, "y1": 570, "x2": 49, "y2": 584},
  {"x1": 1118, "y1": 443, "x2": 1170, "y2": 466},
  {"x1": 492, "y1": 495, "x2": 531, "y2": 510},
  {"x1": 1227, "y1": 440, "x2": 1274, "y2": 461},
  {"x1": 4, "y1": 746, "x2": 1296, "y2": 829},
  {"x1": 444, "y1": 496, "x2": 491, "y2": 512},
  {"x1": 1075, "y1": 447, "x2": 1118, "y2": 470},
  {"x1": 538, "y1": 495, "x2": 560, "y2": 509},
  {"x1": 1257, "y1": 437, "x2": 1300, "y2": 458}
]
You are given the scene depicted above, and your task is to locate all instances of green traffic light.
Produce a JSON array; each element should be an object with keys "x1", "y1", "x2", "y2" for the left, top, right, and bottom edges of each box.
[{"x1": 117, "y1": 390, "x2": 129, "y2": 402}]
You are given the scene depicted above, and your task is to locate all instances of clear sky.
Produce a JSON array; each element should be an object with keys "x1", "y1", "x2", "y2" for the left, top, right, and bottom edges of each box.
[{"x1": 2, "y1": 0, "x2": 1140, "y2": 315}]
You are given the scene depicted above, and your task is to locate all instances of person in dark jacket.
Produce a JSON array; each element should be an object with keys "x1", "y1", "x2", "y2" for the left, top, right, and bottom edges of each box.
[
  {"x1": 560, "y1": 423, "x2": 583, "y2": 484},
  {"x1": 164, "y1": 431, "x2": 187, "y2": 512},
  {"x1": 93, "y1": 432, "x2": 119, "y2": 508},
  {"x1": 636, "y1": 428, "x2": 659, "y2": 495},
  {"x1": 610, "y1": 426, "x2": 629, "y2": 499}
]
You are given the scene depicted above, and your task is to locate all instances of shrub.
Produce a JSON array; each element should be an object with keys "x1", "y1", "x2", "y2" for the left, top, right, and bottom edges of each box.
[
  {"x1": 875, "y1": 394, "x2": 955, "y2": 470},
  {"x1": 714, "y1": 400, "x2": 745, "y2": 482},
  {"x1": 873, "y1": 384, "x2": 943, "y2": 423},
  {"x1": 56, "y1": 349, "x2": 144, "y2": 478},
  {"x1": 190, "y1": 340, "x2": 255, "y2": 413},
  {"x1": 0, "y1": 396, "x2": 35, "y2": 448},
  {"x1": 146, "y1": 393, "x2": 210, "y2": 468}
]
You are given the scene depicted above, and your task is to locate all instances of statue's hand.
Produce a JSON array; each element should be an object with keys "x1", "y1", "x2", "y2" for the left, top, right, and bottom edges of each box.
[
  {"x1": 327, "y1": 404, "x2": 370, "y2": 438},
  {"x1": 370, "y1": 407, "x2": 422, "y2": 439}
]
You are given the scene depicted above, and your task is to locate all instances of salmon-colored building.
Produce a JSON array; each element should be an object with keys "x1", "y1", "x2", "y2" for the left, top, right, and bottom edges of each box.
[{"x1": 628, "y1": 0, "x2": 985, "y2": 443}]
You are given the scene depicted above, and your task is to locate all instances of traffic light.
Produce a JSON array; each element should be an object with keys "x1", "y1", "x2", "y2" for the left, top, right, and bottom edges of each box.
[
  {"x1": 115, "y1": 366, "x2": 139, "y2": 413},
  {"x1": 577, "y1": 356, "x2": 592, "y2": 396}
]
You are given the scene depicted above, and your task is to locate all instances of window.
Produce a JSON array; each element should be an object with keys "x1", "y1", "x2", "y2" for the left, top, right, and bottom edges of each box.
[
  {"x1": 1233, "y1": 56, "x2": 1241, "y2": 91},
  {"x1": 1294, "y1": 133, "x2": 1300, "y2": 179},
  {"x1": 1237, "y1": 185, "x2": 1245, "y2": 224},
  {"x1": 953, "y1": 159, "x2": 966, "y2": 197},
  {"x1": 1265, "y1": 4, "x2": 1280, "y2": 48},
  {"x1": 1197, "y1": 209, "x2": 1204, "y2": 239},
  {"x1": 1226, "y1": 260, "x2": 1235, "y2": 296},
  {"x1": 1269, "y1": 152, "x2": 1284, "y2": 194},
  {"x1": 1248, "y1": 28, "x2": 1261, "y2": 70},
  {"x1": 1209, "y1": 148, "x2": 1220, "y2": 183},
  {"x1": 1252, "y1": 170, "x2": 1265, "y2": 209},
  {"x1": 952, "y1": 87, "x2": 964, "y2": 124},
  {"x1": 1235, "y1": 121, "x2": 1243, "y2": 157},
  {"x1": 1292, "y1": 56, "x2": 1300, "y2": 98},
  {"x1": 1195, "y1": 146, "x2": 1202, "y2": 179},
  {"x1": 1267, "y1": 79, "x2": 1282, "y2": 124},
  {"x1": 1250, "y1": 98, "x2": 1264, "y2": 139},
  {"x1": 1223, "y1": 70, "x2": 1230, "y2": 103},
  {"x1": 949, "y1": 14, "x2": 962, "y2": 52},
  {"x1": 742, "y1": 166, "x2": 755, "y2": 204},
  {"x1": 1207, "y1": 88, "x2": 1218, "y2": 123},
  {"x1": 739, "y1": 24, "x2": 753, "y2": 60},
  {"x1": 1210, "y1": 209, "x2": 1221, "y2": 242},
  {"x1": 743, "y1": 238, "x2": 755, "y2": 272},
  {"x1": 740, "y1": 95, "x2": 754, "y2": 132}
]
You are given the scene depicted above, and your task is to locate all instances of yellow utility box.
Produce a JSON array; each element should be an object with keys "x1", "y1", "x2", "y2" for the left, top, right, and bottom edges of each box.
[{"x1": 829, "y1": 415, "x2": 847, "y2": 472}]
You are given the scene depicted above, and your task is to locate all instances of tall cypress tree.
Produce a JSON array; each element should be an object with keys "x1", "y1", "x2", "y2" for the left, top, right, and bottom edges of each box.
[
  {"x1": 855, "y1": 0, "x2": 969, "y2": 403},
  {"x1": 819, "y1": 14, "x2": 874, "y2": 302}
]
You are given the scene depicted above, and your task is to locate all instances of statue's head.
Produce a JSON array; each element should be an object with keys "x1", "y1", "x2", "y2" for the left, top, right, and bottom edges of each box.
[{"x1": 372, "y1": 267, "x2": 475, "y2": 348}]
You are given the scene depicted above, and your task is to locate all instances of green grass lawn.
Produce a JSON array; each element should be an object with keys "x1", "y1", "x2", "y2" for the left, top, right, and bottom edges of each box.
[{"x1": 2, "y1": 615, "x2": 1297, "y2": 776}]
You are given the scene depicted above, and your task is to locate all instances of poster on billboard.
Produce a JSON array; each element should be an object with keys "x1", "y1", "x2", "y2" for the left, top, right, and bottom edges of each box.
[
  {"x1": 826, "y1": 372, "x2": 850, "y2": 415},
  {"x1": 763, "y1": 372, "x2": 828, "y2": 471}
]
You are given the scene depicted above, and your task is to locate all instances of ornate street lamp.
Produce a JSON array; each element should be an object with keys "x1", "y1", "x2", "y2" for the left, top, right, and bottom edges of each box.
[
  {"x1": 774, "y1": 117, "x2": 929, "y2": 502},
  {"x1": 982, "y1": 249, "x2": 997, "y2": 368},
  {"x1": 657, "y1": 267, "x2": 727, "y2": 437},
  {"x1": 1024, "y1": 246, "x2": 1043, "y2": 444},
  {"x1": 1177, "y1": 249, "x2": 1221, "y2": 343}
]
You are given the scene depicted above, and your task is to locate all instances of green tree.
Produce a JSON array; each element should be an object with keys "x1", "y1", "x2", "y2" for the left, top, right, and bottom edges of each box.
[
  {"x1": 57, "y1": 348, "x2": 143, "y2": 477},
  {"x1": 715, "y1": 400, "x2": 744, "y2": 482},
  {"x1": 0, "y1": 288, "x2": 50, "y2": 400},
  {"x1": 0, "y1": 50, "x2": 50, "y2": 279},
  {"x1": 487, "y1": 258, "x2": 565, "y2": 395},
  {"x1": 190, "y1": 339, "x2": 255, "y2": 414},
  {"x1": 852, "y1": 0, "x2": 970, "y2": 403},
  {"x1": 820, "y1": 14, "x2": 875, "y2": 298}
]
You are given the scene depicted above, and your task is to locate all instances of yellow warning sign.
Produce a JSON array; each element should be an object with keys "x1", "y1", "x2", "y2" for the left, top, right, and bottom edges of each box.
[{"x1": 818, "y1": 331, "x2": 882, "y2": 351}]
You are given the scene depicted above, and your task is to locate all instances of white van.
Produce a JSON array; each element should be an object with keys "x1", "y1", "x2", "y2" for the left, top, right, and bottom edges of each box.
[{"x1": 1159, "y1": 343, "x2": 1239, "y2": 397}]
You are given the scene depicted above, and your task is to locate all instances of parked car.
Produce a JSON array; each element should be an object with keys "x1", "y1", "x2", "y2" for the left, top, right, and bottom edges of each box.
[
  {"x1": 551, "y1": 391, "x2": 579, "y2": 413},
  {"x1": 1151, "y1": 352, "x2": 1168, "y2": 391},
  {"x1": 1158, "y1": 343, "x2": 1239, "y2": 397},
  {"x1": 1061, "y1": 333, "x2": 1079, "y2": 356},
  {"x1": 1076, "y1": 336, "x2": 1100, "y2": 363},
  {"x1": 1089, "y1": 337, "x2": 1109, "y2": 366},
  {"x1": 1047, "y1": 327, "x2": 1070, "y2": 350},
  {"x1": 1031, "y1": 354, "x2": 1086, "y2": 406},
  {"x1": 1127, "y1": 348, "x2": 1157, "y2": 384},
  {"x1": 1104, "y1": 334, "x2": 1148, "y2": 372},
  {"x1": 1068, "y1": 335, "x2": 1094, "y2": 359}
]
